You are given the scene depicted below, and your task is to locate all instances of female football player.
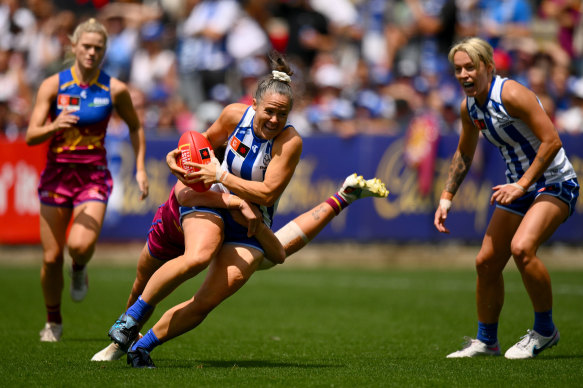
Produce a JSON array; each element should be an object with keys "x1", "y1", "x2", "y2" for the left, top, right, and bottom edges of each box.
[
  {"x1": 435, "y1": 37, "x2": 578, "y2": 359},
  {"x1": 26, "y1": 18, "x2": 149, "y2": 342}
]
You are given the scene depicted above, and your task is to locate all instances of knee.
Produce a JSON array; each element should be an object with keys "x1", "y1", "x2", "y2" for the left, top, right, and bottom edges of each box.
[
  {"x1": 67, "y1": 240, "x2": 95, "y2": 263},
  {"x1": 180, "y1": 254, "x2": 214, "y2": 277},
  {"x1": 475, "y1": 251, "x2": 501, "y2": 279},
  {"x1": 510, "y1": 239, "x2": 536, "y2": 268},
  {"x1": 43, "y1": 250, "x2": 64, "y2": 267}
]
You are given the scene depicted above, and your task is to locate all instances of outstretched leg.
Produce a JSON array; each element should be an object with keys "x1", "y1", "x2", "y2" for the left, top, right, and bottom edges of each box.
[{"x1": 260, "y1": 173, "x2": 388, "y2": 268}]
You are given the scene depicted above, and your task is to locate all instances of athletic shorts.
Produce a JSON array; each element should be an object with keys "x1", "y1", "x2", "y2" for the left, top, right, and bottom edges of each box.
[
  {"x1": 497, "y1": 178, "x2": 579, "y2": 219},
  {"x1": 146, "y1": 188, "x2": 185, "y2": 261},
  {"x1": 179, "y1": 206, "x2": 265, "y2": 253},
  {"x1": 38, "y1": 163, "x2": 112, "y2": 207}
]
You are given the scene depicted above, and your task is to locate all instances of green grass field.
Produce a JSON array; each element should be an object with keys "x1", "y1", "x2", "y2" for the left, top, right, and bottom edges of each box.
[{"x1": 0, "y1": 263, "x2": 582, "y2": 387}]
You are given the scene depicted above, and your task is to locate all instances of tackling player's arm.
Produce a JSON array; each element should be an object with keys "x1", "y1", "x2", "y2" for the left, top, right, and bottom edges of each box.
[{"x1": 26, "y1": 75, "x2": 79, "y2": 145}]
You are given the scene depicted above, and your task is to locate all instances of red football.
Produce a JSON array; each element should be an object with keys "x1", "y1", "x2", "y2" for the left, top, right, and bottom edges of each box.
[{"x1": 176, "y1": 131, "x2": 213, "y2": 192}]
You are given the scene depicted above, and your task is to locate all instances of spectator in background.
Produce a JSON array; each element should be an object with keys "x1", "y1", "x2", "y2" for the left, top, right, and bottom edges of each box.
[
  {"x1": 129, "y1": 20, "x2": 176, "y2": 106},
  {"x1": 270, "y1": 0, "x2": 335, "y2": 70},
  {"x1": 556, "y1": 77, "x2": 583, "y2": 134},
  {"x1": 478, "y1": 0, "x2": 533, "y2": 49},
  {"x1": 177, "y1": 0, "x2": 240, "y2": 112},
  {"x1": 0, "y1": 0, "x2": 36, "y2": 55},
  {"x1": 0, "y1": 45, "x2": 32, "y2": 140}
]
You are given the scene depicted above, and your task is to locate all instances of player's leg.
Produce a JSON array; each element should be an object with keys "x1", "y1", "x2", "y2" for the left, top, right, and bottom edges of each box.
[
  {"x1": 39, "y1": 203, "x2": 72, "y2": 342},
  {"x1": 109, "y1": 212, "x2": 223, "y2": 351},
  {"x1": 127, "y1": 244, "x2": 263, "y2": 368},
  {"x1": 92, "y1": 243, "x2": 164, "y2": 361},
  {"x1": 447, "y1": 207, "x2": 521, "y2": 358},
  {"x1": 260, "y1": 173, "x2": 388, "y2": 269},
  {"x1": 66, "y1": 200, "x2": 107, "y2": 302},
  {"x1": 504, "y1": 195, "x2": 569, "y2": 359}
]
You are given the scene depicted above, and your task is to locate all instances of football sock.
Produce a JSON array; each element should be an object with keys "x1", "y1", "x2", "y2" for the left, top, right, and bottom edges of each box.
[
  {"x1": 131, "y1": 329, "x2": 161, "y2": 352},
  {"x1": 72, "y1": 261, "x2": 85, "y2": 271},
  {"x1": 326, "y1": 193, "x2": 348, "y2": 215},
  {"x1": 46, "y1": 304, "x2": 62, "y2": 324},
  {"x1": 533, "y1": 309, "x2": 555, "y2": 337},
  {"x1": 476, "y1": 321, "x2": 498, "y2": 346},
  {"x1": 126, "y1": 295, "x2": 154, "y2": 323}
]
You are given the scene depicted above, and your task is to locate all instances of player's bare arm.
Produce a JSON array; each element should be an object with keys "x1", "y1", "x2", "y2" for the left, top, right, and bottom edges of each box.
[
  {"x1": 220, "y1": 126, "x2": 302, "y2": 206},
  {"x1": 502, "y1": 80, "x2": 562, "y2": 188},
  {"x1": 26, "y1": 75, "x2": 79, "y2": 145},
  {"x1": 435, "y1": 100, "x2": 478, "y2": 233},
  {"x1": 204, "y1": 103, "x2": 249, "y2": 149},
  {"x1": 444, "y1": 101, "x2": 479, "y2": 197},
  {"x1": 111, "y1": 78, "x2": 149, "y2": 199}
]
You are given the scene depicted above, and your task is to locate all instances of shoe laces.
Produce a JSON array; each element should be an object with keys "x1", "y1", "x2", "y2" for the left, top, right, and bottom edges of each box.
[
  {"x1": 460, "y1": 336, "x2": 476, "y2": 349},
  {"x1": 515, "y1": 329, "x2": 536, "y2": 349}
]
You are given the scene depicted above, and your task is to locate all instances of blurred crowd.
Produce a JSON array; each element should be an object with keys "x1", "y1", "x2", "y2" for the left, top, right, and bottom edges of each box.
[{"x1": 1, "y1": 0, "x2": 583, "y2": 142}]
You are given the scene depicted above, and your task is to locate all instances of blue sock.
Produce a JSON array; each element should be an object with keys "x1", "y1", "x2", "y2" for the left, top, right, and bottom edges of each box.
[
  {"x1": 131, "y1": 329, "x2": 161, "y2": 352},
  {"x1": 533, "y1": 309, "x2": 555, "y2": 337},
  {"x1": 476, "y1": 321, "x2": 498, "y2": 346},
  {"x1": 126, "y1": 295, "x2": 154, "y2": 323}
]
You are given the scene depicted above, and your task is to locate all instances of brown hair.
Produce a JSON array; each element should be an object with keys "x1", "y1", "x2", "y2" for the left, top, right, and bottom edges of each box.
[{"x1": 254, "y1": 51, "x2": 294, "y2": 109}]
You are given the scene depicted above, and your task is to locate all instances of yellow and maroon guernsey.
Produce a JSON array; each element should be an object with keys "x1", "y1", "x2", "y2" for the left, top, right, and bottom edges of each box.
[{"x1": 47, "y1": 67, "x2": 113, "y2": 166}]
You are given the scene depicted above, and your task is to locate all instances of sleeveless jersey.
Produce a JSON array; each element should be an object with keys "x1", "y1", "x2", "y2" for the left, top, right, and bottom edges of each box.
[
  {"x1": 46, "y1": 67, "x2": 113, "y2": 166},
  {"x1": 466, "y1": 75, "x2": 576, "y2": 190},
  {"x1": 218, "y1": 106, "x2": 292, "y2": 228}
]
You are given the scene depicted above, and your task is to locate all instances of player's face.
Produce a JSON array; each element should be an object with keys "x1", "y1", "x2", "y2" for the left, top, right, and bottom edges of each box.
[
  {"x1": 252, "y1": 92, "x2": 292, "y2": 140},
  {"x1": 72, "y1": 32, "x2": 106, "y2": 71},
  {"x1": 453, "y1": 51, "x2": 492, "y2": 104}
]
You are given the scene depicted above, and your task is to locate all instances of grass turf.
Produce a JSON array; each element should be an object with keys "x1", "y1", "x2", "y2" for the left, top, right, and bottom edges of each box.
[{"x1": 0, "y1": 265, "x2": 582, "y2": 387}]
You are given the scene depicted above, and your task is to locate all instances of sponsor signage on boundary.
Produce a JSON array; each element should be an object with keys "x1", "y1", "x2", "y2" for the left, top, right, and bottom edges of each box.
[{"x1": 2, "y1": 134, "x2": 582, "y2": 244}]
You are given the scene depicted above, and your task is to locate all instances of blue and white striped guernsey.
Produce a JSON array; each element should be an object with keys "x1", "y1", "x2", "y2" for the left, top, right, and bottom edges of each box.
[
  {"x1": 467, "y1": 75, "x2": 576, "y2": 190},
  {"x1": 218, "y1": 106, "x2": 292, "y2": 228}
]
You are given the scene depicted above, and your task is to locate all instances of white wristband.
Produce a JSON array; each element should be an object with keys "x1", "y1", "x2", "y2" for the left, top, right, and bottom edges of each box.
[
  {"x1": 439, "y1": 198, "x2": 452, "y2": 211},
  {"x1": 510, "y1": 182, "x2": 526, "y2": 193}
]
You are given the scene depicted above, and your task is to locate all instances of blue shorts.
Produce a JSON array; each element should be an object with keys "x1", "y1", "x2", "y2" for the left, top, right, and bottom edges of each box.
[
  {"x1": 179, "y1": 206, "x2": 264, "y2": 253},
  {"x1": 497, "y1": 178, "x2": 579, "y2": 219}
]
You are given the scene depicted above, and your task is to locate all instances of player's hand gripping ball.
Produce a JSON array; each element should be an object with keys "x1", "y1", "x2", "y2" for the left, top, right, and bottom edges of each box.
[{"x1": 177, "y1": 131, "x2": 213, "y2": 192}]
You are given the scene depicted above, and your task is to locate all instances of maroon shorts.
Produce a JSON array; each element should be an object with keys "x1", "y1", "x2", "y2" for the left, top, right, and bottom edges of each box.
[
  {"x1": 146, "y1": 187, "x2": 185, "y2": 261},
  {"x1": 38, "y1": 163, "x2": 113, "y2": 207}
]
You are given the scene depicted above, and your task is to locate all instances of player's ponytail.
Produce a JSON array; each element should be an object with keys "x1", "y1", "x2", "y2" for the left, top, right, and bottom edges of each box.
[{"x1": 254, "y1": 51, "x2": 294, "y2": 108}]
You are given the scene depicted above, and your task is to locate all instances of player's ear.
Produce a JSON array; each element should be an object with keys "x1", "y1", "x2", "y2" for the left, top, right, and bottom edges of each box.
[{"x1": 252, "y1": 98, "x2": 258, "y2": 110}]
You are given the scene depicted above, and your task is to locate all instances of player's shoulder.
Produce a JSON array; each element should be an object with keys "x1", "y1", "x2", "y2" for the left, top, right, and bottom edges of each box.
[
  {"x1": 37, "y1": 73, "x2": 60, "y2": 98},
  {"x1": 109, "y1": 76, "x2": 129, "y2": 96},
  {"x1": 275, "y1": 124, "x2": 303, "y2": 153}
]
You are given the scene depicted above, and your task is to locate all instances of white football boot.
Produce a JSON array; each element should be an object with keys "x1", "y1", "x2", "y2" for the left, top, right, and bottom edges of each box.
[
  {"x1": 446, "y1": 337, "x2": 501, "y2": 358},
  {"x1": 338, "y1": 173, "x2": 389, "y2": 204},
  {"x1": 504, "y1": 328, "x2": 559, "y2": 359},
  {"x1": 91, "y1": 342, "x2": 126, "y2": 361},
  {"x1": 40, "y1": 322, "x2": 62, "y2": 342}
]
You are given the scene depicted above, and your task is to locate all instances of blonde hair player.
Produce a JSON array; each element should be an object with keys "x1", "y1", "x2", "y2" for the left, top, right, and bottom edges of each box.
[
  {"x1": 26, "y1": 18, "x2": 149, "y2": 342},
  {"x1": 435, "y1": 37, "x2": 578, "y2": 359}
]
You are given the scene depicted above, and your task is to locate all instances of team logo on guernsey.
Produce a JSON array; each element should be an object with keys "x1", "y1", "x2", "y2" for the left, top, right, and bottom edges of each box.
[
  {"x1": 199, "y1": 147, "x2": 211, "y2": 161},
  {"x1": 89, "y1": 97, "x2": 110, "y2": 107},
  {"x1": 473, "y1": 119, "x2": 487, "y2": 130},
  {"x1": 57, "y1": 94, "x2": 81, "y2": 111},
  {"x1": 230, "y1": 137, "x2": 250, "y2": 158}
]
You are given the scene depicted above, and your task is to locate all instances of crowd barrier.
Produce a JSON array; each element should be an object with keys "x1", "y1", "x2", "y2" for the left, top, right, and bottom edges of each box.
[{"x1": 1, "y1": 133, "x2": 582, "y2": 244}]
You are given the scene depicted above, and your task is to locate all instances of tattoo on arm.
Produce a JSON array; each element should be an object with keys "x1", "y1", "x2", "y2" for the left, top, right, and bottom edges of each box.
[
  {"x1": 311, "y1": 204, "x2": 326, "y2": 221},
  {"x1": 444, "y1": 150, "x2": 472, "y2": 195}
]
